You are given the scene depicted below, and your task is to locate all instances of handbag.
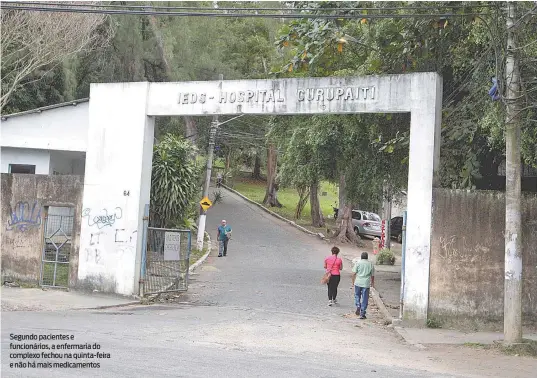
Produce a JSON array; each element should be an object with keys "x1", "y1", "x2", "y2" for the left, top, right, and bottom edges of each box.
[{"x1": 321, "y1": 256, "x2": 339, "y2": 284}]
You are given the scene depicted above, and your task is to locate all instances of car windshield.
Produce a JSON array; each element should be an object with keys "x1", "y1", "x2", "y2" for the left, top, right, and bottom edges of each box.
[{"x1": 366, "y1": 213, "x2": 381, "y2": 222}]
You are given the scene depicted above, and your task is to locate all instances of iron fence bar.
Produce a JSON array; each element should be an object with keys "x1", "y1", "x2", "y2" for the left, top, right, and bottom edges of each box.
[
  {"x1": 185, "y1": 231, "x2": 192, "y2": 290},
  {"x1": 140, "y1": 204, "x2": 149, "y2": 296},
  {"x1": 39, "y1": 216, "x2": 48, "y2": 286},
  {"x1": 147, "y1": 227, "x2": 191, "y2": 232}
]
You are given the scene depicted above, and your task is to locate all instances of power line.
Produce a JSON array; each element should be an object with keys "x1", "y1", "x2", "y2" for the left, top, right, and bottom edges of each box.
[
  {"x1": 6, "y1": 1, "x2": 500, "y2": 12},
  {"x1": 1, "y1": 3, "x2": 491, "y2": 19}
]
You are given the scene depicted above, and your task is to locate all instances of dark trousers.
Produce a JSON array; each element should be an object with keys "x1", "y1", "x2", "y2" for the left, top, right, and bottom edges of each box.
[
  {"x1": 327, "y1": 275, "x2": 341, "y2": 300},
  {"x1": 218, "y1": 239, "x2": 229, "y2": 256}
]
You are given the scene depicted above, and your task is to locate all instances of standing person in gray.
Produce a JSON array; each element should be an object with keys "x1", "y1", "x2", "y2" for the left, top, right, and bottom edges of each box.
[{"x1": 351, "y1": 252, "x2": 375, "y2": 319}]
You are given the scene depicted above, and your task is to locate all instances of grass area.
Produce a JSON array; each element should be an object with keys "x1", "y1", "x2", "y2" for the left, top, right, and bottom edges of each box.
[
  {"x1": 189, "y1": 233, "x2": 210, "y2": 267},
  {"x1": 229, "y1": 172, "x2": 339, "y2": 232},
  {"x1": 464, "y1": 339, "x2": 537, "y2": 358},
  {"x1": 42, "y1": 262, "x2": 69, "y2": 287}
]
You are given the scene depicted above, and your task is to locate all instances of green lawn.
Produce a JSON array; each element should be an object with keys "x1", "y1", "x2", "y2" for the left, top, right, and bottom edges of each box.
[{"x1": 230, "y1": 173, "x2": 338, "y2": 231}]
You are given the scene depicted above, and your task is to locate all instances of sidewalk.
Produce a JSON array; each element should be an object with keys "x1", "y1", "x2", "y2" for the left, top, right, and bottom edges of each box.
[
  {"x1": 1, "y1": 287, "x2": 139, "y2": 312},
  {"x1": 395, "y1": 327, "x2": 537, "y2": 348},
  {"x1": 337, "y1": 241, "x2": 402, "y2": 318}
]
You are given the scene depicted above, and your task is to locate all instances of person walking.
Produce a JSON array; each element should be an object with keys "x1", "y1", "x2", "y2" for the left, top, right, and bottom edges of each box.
[
  {"x1": 351, "y1": 251, "x2": 375, "y2": 319},
  {"x1": 324, "y1": 246, "x2": 343, "y2": 306},
  {"x1": 217, "y1": 219, "x2": 232, "y2": 257}
]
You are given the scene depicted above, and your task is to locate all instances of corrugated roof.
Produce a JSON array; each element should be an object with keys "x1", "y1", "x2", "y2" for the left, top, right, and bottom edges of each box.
[{"x1": 1, "y1": 98, "x2": 89, "y2": 120}]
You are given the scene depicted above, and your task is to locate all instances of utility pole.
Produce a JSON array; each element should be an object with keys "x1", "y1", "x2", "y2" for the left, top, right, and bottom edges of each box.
[
  {"x1": 196, "y1": 74, "x2": 223, "y2": 251},
  {"x1": 504, "y1": 1, "x2": 523, "y2": 344}
]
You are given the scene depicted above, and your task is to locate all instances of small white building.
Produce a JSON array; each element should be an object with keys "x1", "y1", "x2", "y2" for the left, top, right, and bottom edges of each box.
[{"x1": 1, "y1": 99, "x2": 89, "y2": 176}]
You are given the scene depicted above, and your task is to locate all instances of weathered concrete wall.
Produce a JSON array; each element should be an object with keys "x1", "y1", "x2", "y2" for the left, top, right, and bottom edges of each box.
[
  {"x1": 429, "y1": 188, "x2": 537, "y2": 329},
  {"x1": 1, "y1": 174, "x2": 83, "y2": 285}
]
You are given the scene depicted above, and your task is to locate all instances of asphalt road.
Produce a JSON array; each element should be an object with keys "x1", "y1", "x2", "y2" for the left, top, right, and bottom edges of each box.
[{"x1": 1, "y1": 188, "x2": 527, "y2": 377}]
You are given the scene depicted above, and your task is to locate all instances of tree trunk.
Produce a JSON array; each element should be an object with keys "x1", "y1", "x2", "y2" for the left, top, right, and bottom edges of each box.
[
  {"x1": 332, "y1": 205, "x2": 361, "y2": 245},
  {"x1": 252, "y1": 151, "x2": 261, "y2": 180},
  {"x1": 225, "y1": 149, "x2": 231, "y2": 171},
  {"x1": 263, "y1": 144, "x2": 282, "y2": 207},
  {"x1": 338, "y1": 174, "x2": 346, "y2": 211},
  {"x1": 146, "y1": 10, "x2": 198, "y2": 147},
  {"x1": 184, "y1": 116, "x2": 198, "y2": 146},
  {"x1": 310, "y1": 182, "x2": 325, "y2": 227},
  {"x1": 503, "y1": 1, "x2": 523, "y2": 344},
  {"x1": 294, "y1": 186, "x2": 310, "y2": 219}
]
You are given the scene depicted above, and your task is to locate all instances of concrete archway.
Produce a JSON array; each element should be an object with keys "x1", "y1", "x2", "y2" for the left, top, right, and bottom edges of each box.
[{"x1": 78, "y1": 73, "x2": 442, "y2": 323}]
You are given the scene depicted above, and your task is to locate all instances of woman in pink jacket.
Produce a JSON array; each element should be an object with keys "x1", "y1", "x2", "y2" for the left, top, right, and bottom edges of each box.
[{"x1": 324, "y1": 246, "x2": 343, "y2": 306}]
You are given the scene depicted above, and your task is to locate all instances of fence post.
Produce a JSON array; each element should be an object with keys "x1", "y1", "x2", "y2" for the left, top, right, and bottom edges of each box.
[
  {"x1": 139, "y1": 204, "x2": 149, "y2": 297},
  {"x1": 399, "y1": 210, "x2": 407, "y2": 319}
]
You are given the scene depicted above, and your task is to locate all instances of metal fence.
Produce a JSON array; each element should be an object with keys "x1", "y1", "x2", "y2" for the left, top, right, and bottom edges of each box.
[
  {"x1": 141, "y1": 227, "x2": 191, "y2": 295},
  {"x1": 40, "y1": 214, "x2": 73, "y2": 288}
]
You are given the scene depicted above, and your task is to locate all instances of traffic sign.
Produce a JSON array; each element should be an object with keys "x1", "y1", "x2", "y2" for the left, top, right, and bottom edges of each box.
[{"x1": 200, "y1": 196, "x2": 212, "y2": 211}]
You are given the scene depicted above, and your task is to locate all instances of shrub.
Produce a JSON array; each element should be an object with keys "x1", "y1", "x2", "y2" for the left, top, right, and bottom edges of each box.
[
  {"x1": 150, "y1": 135, "x2": 201, "y2": 228},
  {"x1": 427, "y1": 318, "x2": 442, "y2": 329},
  {"x1": 212, "y1": 190, "x2": 224, "y2": 204},
  {"x1": 376, "y1": 248, "x2": 396, "y2": 265}
]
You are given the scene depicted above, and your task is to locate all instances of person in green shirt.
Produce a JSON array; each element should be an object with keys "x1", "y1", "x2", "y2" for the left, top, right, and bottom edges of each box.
[
  {"x1": 217, "y1": 219, "x2": 232, "y2": 257},
  {"x1": 351, "y1": 252, "x2": 375, "y2": 319}
]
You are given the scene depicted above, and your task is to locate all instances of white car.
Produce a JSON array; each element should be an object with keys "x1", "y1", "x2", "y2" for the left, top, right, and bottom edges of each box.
[{"x1": 351, "y1": 210, "x2": 382, "y2": 238}]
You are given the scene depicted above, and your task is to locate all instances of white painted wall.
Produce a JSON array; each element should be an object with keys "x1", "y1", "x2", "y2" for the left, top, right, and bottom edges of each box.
[
  {"x1": 404, "y1": 73, "x2": 442, "y2": 322},
  {"x1": 1, "y1": 102, "x2": 88, "y2": 152},
  {"x1": 148, "y1": 75, "x2": 412, "y2": 116},
  {"x1": 0, "y1": 147, "x2": 50, "y2": 174},
  {"x1": 78, "y1": 83, "x2": 154, "y2": 296}
]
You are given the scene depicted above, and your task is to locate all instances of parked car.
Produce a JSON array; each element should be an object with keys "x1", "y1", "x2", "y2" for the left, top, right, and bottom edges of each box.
[
  {"x1": 351, "y1": 210, "x2": 382, "y2": 239},
  {"x1": 390, "y1": 216, "x2": 403, "y2": 243}
]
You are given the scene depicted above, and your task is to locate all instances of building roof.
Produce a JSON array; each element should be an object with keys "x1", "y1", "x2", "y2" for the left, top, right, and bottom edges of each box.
[{"x1": 1, "y1": 98, "x2": 89, "y2": 121}]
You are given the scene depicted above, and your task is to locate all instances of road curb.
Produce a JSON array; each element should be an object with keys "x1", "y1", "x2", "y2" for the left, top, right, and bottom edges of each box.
[
  {"x1": 370, "y1": 287, "x2": 395, "y2": 322},
  {"x1": 220, "y1": 184, "x2": 325, "y2": 239},
  {"x1": 189, "y1": 233, "x2": 212, "y2": 273},
  {"x1": 393, "y1": 326, "x2": 427, "y2": 350},
  {"x1": 79, "y1": 301, "x2": 143, "y2": 311}
]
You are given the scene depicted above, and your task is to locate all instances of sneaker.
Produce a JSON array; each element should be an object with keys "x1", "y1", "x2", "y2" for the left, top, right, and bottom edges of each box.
[
  {"x1": 333, "y1": 299, "x2": 338, "y2": 304},
  {"x1": 328, "y1": 300, "x2": 333, "y2": 306},
  {"x1": 218, "y1": 255, "x2": 222, "y2": 257},
  {"x1": 359, "y1": 315, "x2": 367, "y2": 320},
  {"x1": 355, "y1": 308, "x2": 360, "y2": 316}
]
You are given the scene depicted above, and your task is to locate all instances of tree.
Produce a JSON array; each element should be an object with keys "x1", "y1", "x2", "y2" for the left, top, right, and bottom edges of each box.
[
  {"x1": 263, "y1": 143, "x2": 282, "y2": 208},
  {"x1": 150, "y1": 135, "x2": 201, "y2": 228},
  {"x1": 0, "y1": 3, "x2": 109, "y2": 110}
]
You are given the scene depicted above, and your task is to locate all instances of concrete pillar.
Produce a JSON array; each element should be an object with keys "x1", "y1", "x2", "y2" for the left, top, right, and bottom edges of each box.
[
  {"x1": 403, "y1": 73, "x2": 442, "y2": 324},
  {"x1": 77, "y1": 83, "x2": 154, "y2": 296}
]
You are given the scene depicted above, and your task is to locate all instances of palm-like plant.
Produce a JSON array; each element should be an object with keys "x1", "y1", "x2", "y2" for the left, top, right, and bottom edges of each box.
[{"x1": 150, "y1": 135, "x2": 201, "y2": 228}]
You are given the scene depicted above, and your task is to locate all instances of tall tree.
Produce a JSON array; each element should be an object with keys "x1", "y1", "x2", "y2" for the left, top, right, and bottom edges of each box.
[
  {"x1": 0, "y1": 2, "x2": 109, "y2": 110},
  {"x1": 263, "y1": 143, "x2": 282, "y2": 208}
]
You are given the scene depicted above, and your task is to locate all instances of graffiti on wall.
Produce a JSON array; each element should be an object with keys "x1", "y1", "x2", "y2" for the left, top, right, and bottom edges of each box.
[
  {"x1": 83, "y1": 227, "x2": 137, "y2": 266},
  {"x1": 6, "y1": 201, "x2": 42, "y2": 232},
  {"x1": 82, "y1": 207, "x2": 123, "y2": 229}
]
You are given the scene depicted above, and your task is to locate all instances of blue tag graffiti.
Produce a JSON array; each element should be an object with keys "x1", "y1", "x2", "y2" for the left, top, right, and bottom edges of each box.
[{"x1": 6, "y1": 201, "x2": 42, "y2": 232}]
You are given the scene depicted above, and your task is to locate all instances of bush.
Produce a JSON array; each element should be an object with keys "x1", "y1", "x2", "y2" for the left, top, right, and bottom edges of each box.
[
  {"x1": 376, "y1": 248, "x2": 396, "y2": 265},
  {"x1": 212, "y1": 190, "x2": 224, "y2": 204},
  {"x1": 427, "y1": 318, "x2": 442, "y2": 329},
  {"x1": 150, "y1": 135, "x2": 201, "y2": 228}
]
